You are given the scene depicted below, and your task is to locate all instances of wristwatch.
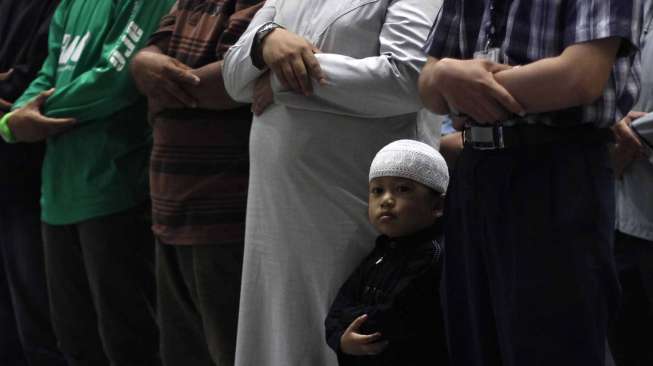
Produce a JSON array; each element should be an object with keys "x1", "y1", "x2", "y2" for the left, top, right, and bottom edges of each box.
[{"x1": 251, "y1": 22, "x2": 284, "y2": 70}]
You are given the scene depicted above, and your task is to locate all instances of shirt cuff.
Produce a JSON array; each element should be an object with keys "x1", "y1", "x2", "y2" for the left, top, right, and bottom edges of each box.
[{"x1": 0, "y1": 112, "x2": 16, "y2": 143}]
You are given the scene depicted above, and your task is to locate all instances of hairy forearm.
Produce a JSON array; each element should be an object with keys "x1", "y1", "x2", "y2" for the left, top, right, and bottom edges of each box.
[
  {"x1": 191, "y1": 61, "x2": 243, "y2": 110},
  {"x1": 494, "y1": 37, "x2": 621, "y2": 114}
]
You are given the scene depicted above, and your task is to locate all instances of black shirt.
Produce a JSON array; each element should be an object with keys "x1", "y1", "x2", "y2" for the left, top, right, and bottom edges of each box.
[
  {"x1": 325, "y1": 225, "x2": 449, "y2": 366},
  {"x1": 0, "y1": 0, "x2": 59, "y2": 202}
]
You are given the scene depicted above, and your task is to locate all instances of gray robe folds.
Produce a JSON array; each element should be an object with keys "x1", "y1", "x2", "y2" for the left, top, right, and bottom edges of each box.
[{"x1": 223, "y1": 0, "x2": 441, "y2": 364}]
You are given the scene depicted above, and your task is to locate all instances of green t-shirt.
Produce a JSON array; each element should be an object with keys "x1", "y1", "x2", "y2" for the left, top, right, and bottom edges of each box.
[{"x1": 14, "y1": 0, "x2": 174, "y2": 224}]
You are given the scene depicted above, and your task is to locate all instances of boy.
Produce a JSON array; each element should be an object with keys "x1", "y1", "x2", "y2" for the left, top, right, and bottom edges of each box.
[{"x1": 325, "y1": 139, "x2": 450, "y2": 366}]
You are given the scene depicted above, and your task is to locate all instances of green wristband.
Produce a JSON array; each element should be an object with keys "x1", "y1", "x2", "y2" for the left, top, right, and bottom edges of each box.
[{"x1": 0, "y1": 112, "x2": 16, "y2": 143}]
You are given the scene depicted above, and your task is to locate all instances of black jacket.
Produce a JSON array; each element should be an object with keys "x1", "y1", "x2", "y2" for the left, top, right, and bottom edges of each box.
[
  {"x1": 0, "y1": 0, "x2": 59, "y2": 202},
  {"x1": 325, "y1": 225, "x2": 449, "y2": 366}
]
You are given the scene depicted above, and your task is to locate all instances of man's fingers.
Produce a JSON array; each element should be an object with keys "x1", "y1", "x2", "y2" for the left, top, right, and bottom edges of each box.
[
  {"x1": 0, "y1": 98, "x2": 12, "y2": 111},
  {"x1": 170, "y1": 58, "x2": 193, "y2": 71},
  {"x1": 41, "y1": 116, "x2": 76, "y2": 126},
  {"x1": 302, "y1": 49, "x2": 325, "y2": 85},
  {"x1": 40, "y1": 116, "x2": 77, "y2": 135},
  {"x1": 626, "y1": 111, "x2": 648, "y2": 123},
  {"x1": 269, "y1": 65, "x2": 290, "y2": 90},
  {"x1": 488, "y1": 80, "x2": 525, "y2": 116},
  {"x1": 290, "y1": 56, "x2": 312, "y2": 95},
  {"x1": 29, "y1": 89, "x2": 56, "y2": 109},
  {"x1": 164, "y1": 80, "x2": 197, "y2": 108},
  {"x1": 166, "y1": 65, "x2": 200, "y2": 86},
  {"x1": 487, "y1": 62, "x2": 513, "y2": 74},
  {"x1": 280, "y1": 63, "x2": 301, "y2": 93},
  {"x1": 0, "y1": 69, "x2": 13, "y2": 81},
  {"x1": 451, "y1": 97, "x2": 501, "y2": 125},
  {"x1": 356, "y1": 332, "x2": 382, "y2": 344},
  {"x1": 252, "y1": 96, "x2": 265, "y2": 116}
]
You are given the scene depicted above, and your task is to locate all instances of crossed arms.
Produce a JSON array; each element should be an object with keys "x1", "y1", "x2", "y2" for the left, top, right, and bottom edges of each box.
[{"x1": 418, "y1": 37, "x2": 623, "y2": 127}]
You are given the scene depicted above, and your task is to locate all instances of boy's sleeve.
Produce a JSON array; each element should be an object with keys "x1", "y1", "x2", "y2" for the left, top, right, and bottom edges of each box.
[
  {"x1": 362, "y1": 263, "x2": 442, "y2": 341},
  {"x1": 324, "y1": 260, "x2": 370, "y2": 354},
  {"x1": 17, "y1": 0, "x2": 174, "y2": 122},
  {"x1": 12, "y1": 0, "x2": 67, "y2": 109}
]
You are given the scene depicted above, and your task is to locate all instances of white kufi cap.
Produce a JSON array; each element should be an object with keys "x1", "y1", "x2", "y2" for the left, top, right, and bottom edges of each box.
[{"x1": 369, "y1": 139, "x2": 449, "y2": 193}]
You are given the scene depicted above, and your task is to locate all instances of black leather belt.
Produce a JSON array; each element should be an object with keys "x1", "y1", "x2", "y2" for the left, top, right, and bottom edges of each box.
[{"x1": 462, "y1": 123, "x2": 614, "y2": 150}]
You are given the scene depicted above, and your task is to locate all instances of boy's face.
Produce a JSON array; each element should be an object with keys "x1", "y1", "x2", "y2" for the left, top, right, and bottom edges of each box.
[{"x1": 368, "y1": 176, "x2": 443, "y2": 238}]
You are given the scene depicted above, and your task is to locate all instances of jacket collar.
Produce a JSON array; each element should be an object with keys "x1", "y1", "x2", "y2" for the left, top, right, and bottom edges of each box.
[{"x1": 375, "y1": 224, "x2": 439, "y2": 251}]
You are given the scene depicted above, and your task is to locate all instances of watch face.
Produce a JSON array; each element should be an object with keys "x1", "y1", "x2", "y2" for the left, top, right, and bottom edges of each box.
[{"x1": 260, "y1": 23, "x2": 277, "y2": 34}]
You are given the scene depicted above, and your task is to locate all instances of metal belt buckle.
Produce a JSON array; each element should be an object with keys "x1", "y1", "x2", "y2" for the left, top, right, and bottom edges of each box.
[{"x1": 463, "y1": 124, "x2": 505, "y2": 150}]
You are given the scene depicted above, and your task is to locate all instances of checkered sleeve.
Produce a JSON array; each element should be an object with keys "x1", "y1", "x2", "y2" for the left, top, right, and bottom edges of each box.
[
  {"x1": 148, "y1": 1, "x2": 180, "y2": 53},
  {"x1": 425, "y1": 0, "x2": 461, "y2": 59},
  {"x1": 563, "y1": 0, "x2": 642, "y2": 57},
  {"x1": 215, "y1": 0, "x2": 265, "y2": 60}
]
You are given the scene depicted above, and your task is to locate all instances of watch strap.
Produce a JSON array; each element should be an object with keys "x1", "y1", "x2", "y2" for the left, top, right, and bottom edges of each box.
[{"x1": 251, "y1": 22, "x2": 284, "y2": 70}]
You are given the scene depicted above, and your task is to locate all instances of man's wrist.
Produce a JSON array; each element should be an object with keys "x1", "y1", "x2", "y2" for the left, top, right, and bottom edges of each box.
[
  {"x1": 251, "y1": 22, "x2": 284, "y2": 70},
  {"x1": 0, "y1": 112, "x2": 16, "y2": 143}
]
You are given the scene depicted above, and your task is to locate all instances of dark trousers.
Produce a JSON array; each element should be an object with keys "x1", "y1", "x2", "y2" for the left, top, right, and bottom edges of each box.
[
  {"x1": 608, "y1": 231, "x2": 653, "y2": 366},
  {"x1": 42, "y1": 206, "x2": 159, "y2": 366},
  {"x1": 0, "y1": 201, "x2": 66, "y2": 366},
  {"x1": 157, "y1": 241, "x2": 243, "y2": 366},
  {"x1": 443, "y1": 142, "x2": 620, "y2": 366}
]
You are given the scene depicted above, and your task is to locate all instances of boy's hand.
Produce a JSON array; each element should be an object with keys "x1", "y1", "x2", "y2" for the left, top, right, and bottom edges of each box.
[
  {"x1": 131, "y1": 48, "x2": 200, "y2": 109},
  {"x1": 8, "y1": 89, "x2": 76, "y2": 142},
  {"x1": 340, "y1": 314, "x2": 389, "y2": 356}
]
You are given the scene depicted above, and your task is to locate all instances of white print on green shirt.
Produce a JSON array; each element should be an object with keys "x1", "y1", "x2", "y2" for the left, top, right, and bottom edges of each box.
[
  {"x1": 59, "y1": 32, "x2": 91, "y2": 66},
  {"x1": 109, "y1": 21, "x2": 144, "y2": 71}
]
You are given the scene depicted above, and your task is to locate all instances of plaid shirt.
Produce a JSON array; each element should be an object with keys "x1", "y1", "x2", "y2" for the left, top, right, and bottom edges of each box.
[
  {"x1": 426, "y1": 0, "x2": 645, "y2": 128},
  {"x1": 148, "y1": 0, "x2": 263, "y2": 246}
]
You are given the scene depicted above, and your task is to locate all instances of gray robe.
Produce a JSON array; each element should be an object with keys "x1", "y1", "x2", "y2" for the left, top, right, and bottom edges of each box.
[{"x1": 223, "y1": 0, "x2": 441, "y2": 364}]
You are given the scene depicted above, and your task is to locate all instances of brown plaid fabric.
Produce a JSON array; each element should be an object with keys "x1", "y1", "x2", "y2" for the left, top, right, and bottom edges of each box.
[{"x1": 148, "y1": 0, "x2": 263, "y2": 246}]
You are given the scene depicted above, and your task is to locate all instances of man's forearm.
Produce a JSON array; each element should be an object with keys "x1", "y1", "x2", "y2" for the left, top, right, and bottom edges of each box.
[
  {"x1": 494, "y1": 37, "x2": 621, "y2": 114},
  {"x1": 191, "y1": 61, "x2": 244, "y2": 111},
  {"x1": 418, "y1": 57, "x2": 451, "y2": 115},
  {"x1": 131, "y1": 45, "x2": 164, "y2": 95}
]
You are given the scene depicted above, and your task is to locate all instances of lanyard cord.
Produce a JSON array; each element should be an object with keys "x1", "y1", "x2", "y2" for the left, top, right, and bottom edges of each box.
[{"x1": 484, "y1": 0, "x2": 506, "y2": 51}]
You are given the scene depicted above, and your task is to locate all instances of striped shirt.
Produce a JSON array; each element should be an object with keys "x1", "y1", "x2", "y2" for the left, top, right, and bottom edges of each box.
[
  {"x1": 148, "y1": 0, "x2": 263, "y2": 246},
  {"x1": 426, "y1": 0, "x2": 645, "y2": 128}
]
